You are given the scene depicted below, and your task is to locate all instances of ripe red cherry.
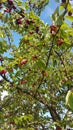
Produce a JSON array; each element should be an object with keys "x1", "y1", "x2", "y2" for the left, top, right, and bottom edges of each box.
[
  {"x1": 41, "y1": 70, "x2": 47, "y2": 76},
  {"x1": 29, "y1": 31, "x2": 34, "y2": 34},
  {"x1": 50, "y1": 25, "x2": 57, "y2": 35},
  {"x1": 0, "y1": 3, "x2": 2, "y2": 8},
  {"x1": 61, "y1": 61, "x2": 64, "y2": 65},
  {"x1": 19, "y1": 59, "x2": 28, "y2": 66},
  {"x1": 0, "y1": 3, "x2": 2, "y2": 6},
  {"x1": 36, "y1": 26, "x2": 40, "y2": 33},
  {"x1": 37, "y1": 78, "x2": 40, "y2": 82},
  {"x1": 0, "y1": 70, "x2": 7, "y2": 75},
  {"x1": 16, "y1": 18, "x2": 22, "y2": 24},
  {"x1": 32, "y1": 55, "x2": 37, "y2": 60},
  {"x1": 13, "y1": 5, "x2": 16, "y2": 10},
  {"x1": 10, "y1": 68, "x2": 13, "y2": 72},
  {"x1": 68, "y1": 11, "x2": 72, "y2": 16},
  {"x1": 20, "y1": 80, "x2": 25, "y2": 85},
  {"x1": 4, "y1": 8, "x2": 11, "y2": 13},
  {"x1": 25, "y1": 20, "x2": 30, "y2": 24},
  {"x1": 56, "y1": 126, "x2": 62, "y2": 130},
  {"x1": 32, "y1": 83, "x2": 35, "y2": 87},
  {"x1": 0, "y1": 57, "x2": 4, "y2": 61},
  {"x1": 57, "y1": 39, "x2": 63, "y2": 45},
  {"x1": 8, "y1": 0, "x2": 13, "y2": 5},
  {"x1": 62, "y1": 0, "x2": 66, "y2": 3},
  {"x1": 9, "y1": 121, "x2": 15, "y2": 125},
  {"x1": 10, "y1": 83, "x2": 14, "y2": 87}
]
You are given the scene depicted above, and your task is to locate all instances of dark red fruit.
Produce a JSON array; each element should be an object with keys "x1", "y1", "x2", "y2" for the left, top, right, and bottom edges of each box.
[
  {"x1": 0, "y1": 70, "x2": 7, "y2": 75},
  {"x1": 25, "y1": 20, "x2": 30, "y2": 24},
  {"x1": 20, "y1": 80, "x2": 25, "y2": 85},
  {"x1": 0, "y1": 80, "x2": 2, "y2": 83},
  {"x1": 57, "y1": 39, "x2": 63, "y2": 45},
  {"x1": 0, "y1": 3, "x2": 2, "y2": 8},
  {"x1": 8, "y1": 0, "x2": 13, "y2": 5},
  {"x1": 62, "y1": 0, "x2": 66, "y2": 3},
  {"x1": 9, "y1": 121, "x2": 15, "y2": 125},
  {"x1": 10, "y1": 83, "x2": 14, "y2": 87},
  {"x1": 36, "y1": 26, "x2": 40, "y2": 33},
  {"x1": 16, "y1": 18, "x2": 22, "y2": 24},
  {"x1": 9, "y1": 68, "x2": 13, "y2": 72},
  {"x1": 37, "y1": 78, "x2": 40, "y2": 82},
  {"x1": 68, "y1": 11, "x2": 72, "y2": 16},
  {"x1": 0, "y1": 3, "x2": 2, "y2": 6},
  {"x1": 35, "y1": 128, "x2": 38, "y2": 130},
  {"x1": 29, "y1": 31, "x2": 34, "y2": 34},
  {"x1": 13, "y1": 5, "x2": 16, "y2": 10},
  {"x1": 61, "y1": 61, "x2": 64, "y2": 65},
  {"x1": 0, "y1": 57, "x2": 4, "y2": 61},
  {"x1": 32, "y1": 83, "x2": 35, "y2": 87},
  {"x1": 56, "y1": 126, "x2": 62, "y2": 130},
  {"x1": 32, "y1": 55, "x2": 37, "y2": 60},
  {"x1": 41, "y1": 70, "x2": 47, "y2": 76},
  {"x1": 50, "y1": 25, "x2": 57, "y2": 35},
  {"x1": 4, "y1": 8, "x2": 11, "y2": 13},
  {"x1": 19, "y1": 58, "x2": 28, "y2": 66}
]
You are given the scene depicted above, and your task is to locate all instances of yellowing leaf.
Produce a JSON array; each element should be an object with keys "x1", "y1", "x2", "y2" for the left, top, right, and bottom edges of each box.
[
  {"x1": 65, "y1": 16, "x2": 73, "y2": 22},
  {"x1": 66, "y1": 90, "x2": 73, "y2": 111}
]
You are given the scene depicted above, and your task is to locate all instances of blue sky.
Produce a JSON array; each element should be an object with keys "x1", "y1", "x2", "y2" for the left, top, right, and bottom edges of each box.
[{"x1": 40, "y1": 0, "x2": 60, "y2": 24}]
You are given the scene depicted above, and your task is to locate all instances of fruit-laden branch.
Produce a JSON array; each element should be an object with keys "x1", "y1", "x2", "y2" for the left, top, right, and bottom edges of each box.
[
  {"x1": 1, "y1": 73, "x2": 61, "y2": 126},
  {"x1": 55, "y1": 50, "x2": 73, "y2": 93},
  {"x1": 16, "y1": 87, "x2": 61, "y2": 122},
  {"x1": 36, "y1": 0, "x2": 69, "y2": 91}
]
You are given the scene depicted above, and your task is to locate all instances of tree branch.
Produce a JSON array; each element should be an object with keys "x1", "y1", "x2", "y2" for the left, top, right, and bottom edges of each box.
[
  {"x1": 0, "y1": 74, "x2": 13, "y2": 84},
  {"x1": 16, "y1": 87, "x2": 61, "y2": 122}
]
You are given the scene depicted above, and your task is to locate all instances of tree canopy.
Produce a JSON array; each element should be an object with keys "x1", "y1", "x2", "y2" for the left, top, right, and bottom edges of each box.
[{"x1": 0, "y1": 0, "x2": 73, "y2": 130}]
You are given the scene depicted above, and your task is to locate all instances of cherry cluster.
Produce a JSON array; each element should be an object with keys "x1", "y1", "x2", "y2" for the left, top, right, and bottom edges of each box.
[
  {"x1": 61, "y1": 0, "x2": 72, "y2": 16},
  {"x1": 50, "y1": 25, "x2": 63, "y2": 45},
  {"x1": 0, "y1": 70, "x2": 7, "y2": 75},
  {"x1": 4, "y1": 0, "x2": 16, "y2": 13}
]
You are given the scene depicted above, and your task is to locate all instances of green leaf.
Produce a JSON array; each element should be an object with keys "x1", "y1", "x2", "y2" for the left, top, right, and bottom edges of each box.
[
  {"x1": 59, "y1": 5, "x2": 64, "y2": 11},
  {"x1": 51, "y1": 7, "x2": 59, "y2": 22},
  {"x1": 65, "y1": 16, "x2": 73, "y2": 22},
  {"x1": 23, "y1": 114, "x2": 33, "y2": 121},
  {"x1": 27, "y1": 128, "x2": 34, "y2": 130},
  {"x1": 66, "y1": 90, "x2": 73, "y2": 111},
  {"x1": 57, "y1": 16, "x2": 63, "y2": 25}
]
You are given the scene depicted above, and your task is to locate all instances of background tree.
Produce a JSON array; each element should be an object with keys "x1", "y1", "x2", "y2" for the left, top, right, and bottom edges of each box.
[{"x1": 0, "y1": 0, "x2": 73, "y2": 130}]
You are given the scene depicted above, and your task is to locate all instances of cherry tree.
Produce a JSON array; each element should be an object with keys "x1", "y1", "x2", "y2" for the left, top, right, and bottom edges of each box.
[{"x1": 0, "y1": 0, "x2": 73, "y2": 129}]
